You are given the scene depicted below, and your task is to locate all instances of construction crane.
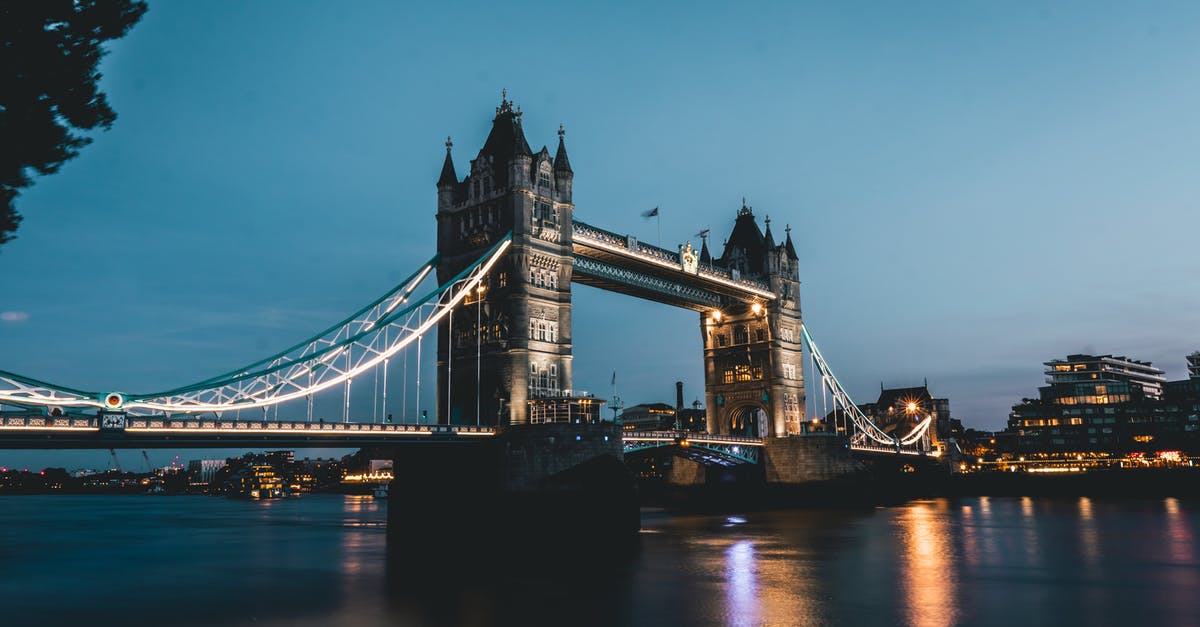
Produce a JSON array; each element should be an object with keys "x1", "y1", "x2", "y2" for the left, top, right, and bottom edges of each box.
[
  {"x1": 108, "y1": 448, "x2": 122, "y2": 473},
  {"x1": 142, "y1": 451, "x2": 152, "y2": 473}
]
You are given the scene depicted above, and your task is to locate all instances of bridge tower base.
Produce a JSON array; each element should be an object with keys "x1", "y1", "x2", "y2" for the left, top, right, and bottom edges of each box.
[
  {"x1": 763, "y1": 435, "x2": 864, "y2": 484},
  {"x1": 386, "y1": 423, "x2": 638, "y2": 551}
]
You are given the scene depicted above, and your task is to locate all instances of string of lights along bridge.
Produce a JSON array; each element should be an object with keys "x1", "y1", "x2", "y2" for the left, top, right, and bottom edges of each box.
[
  {"x1": 0, "y1": 236, "x2": 933, "y2": 458},
  {"x1": 0, "y1": 97, "x2": 939, "y2": 461}
]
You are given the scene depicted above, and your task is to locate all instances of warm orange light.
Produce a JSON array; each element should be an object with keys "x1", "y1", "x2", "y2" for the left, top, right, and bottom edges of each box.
[
  {"x1": 751, "y1": 303, "x2": 763, "y2": 315},
  {"x1": 906, "y1": 401, "x2": 917, "y2": 413}
]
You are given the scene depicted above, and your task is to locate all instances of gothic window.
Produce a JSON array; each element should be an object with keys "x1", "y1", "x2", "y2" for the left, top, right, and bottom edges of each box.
[
  {"x1": 497, "y1": 272, "x2": 507, "y2": 288},
  {"x1": 756, "y1": 328, "x2": 766, "y2": 342},
  {"x1": 717, "y1": 334, "x2": 728, "y2": 347},
  {"x1": 538, "y1": 321, "x2": 547, "y2": 341},
  {"x1": 783, "y1": 363, "x2": 797, "y2": 380},
  {"x1": 538, "y1": 164, "x2": 552, "y2": 189},
  {"x1": 549, "y1": 364, "x2": 558, "y2": 392},
  {"x1": 529, "y1": 319, "x2": 537, "y2": 339},
  {"x1": 721, "y1": 364, "x2": 763, "y2": 383},
  {"x1": 733, "y1": 325, "x2": 748, "y2": 344}
]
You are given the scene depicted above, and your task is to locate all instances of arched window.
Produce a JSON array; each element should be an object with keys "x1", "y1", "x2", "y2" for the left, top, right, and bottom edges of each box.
[{"x1": 733, "y1": 325, "x2": 748, "y2": 344}]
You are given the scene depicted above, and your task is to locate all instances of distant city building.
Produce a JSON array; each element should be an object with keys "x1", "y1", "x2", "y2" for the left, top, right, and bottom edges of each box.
[
  {"x1": 1005, "y1": 353, "x2": 1199, "y2": 456},
  {"x1": 619, "y1": 382, "x2": 707, "y2": 432},
  {"x1": 187, "y1": 459, "x2": 226, "y2": 486},
  {"x1": 1188, "y1": 351, "x2": 1200, "y2": 379},
  {"x1": 620, "y1": 403, "x2": 676, "y2": 430}
]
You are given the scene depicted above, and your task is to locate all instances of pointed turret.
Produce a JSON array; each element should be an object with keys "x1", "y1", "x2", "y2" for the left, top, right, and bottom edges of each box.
[
  {"x1": 783, "y1": 224, "x2": 798, "y2": 260},
  {"x1": 719, "y1": 198, "x2": 767, "y2": 276},
  {"x1": 438, "y1": 136, "x2": 457, "y2": 187},
  {"x1": 699, "y1": 237, "x2": 712, "y2": 264},
  {"x1": 477, "y1": 90, "x2": 533, "y2": 188},
  {"x1": 554, "y1": 124, "x2": 573, "y2": 174},
  {"x1": 763, "y1": 215, "x2": 777, "y2": 252}
]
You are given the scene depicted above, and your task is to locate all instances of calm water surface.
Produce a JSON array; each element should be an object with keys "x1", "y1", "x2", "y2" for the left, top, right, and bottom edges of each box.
[{"x1": 1, "y1": 495, "x2": 1197, "y2": 626}]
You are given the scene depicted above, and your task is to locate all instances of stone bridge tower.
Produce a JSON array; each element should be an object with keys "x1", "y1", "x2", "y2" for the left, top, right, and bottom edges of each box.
[
  {"x1": 435, "y1": 94, "x2": 575, "y2": 425},
  {"x1": 702, "y1": 201, "x2": 805, "y2": 438}
]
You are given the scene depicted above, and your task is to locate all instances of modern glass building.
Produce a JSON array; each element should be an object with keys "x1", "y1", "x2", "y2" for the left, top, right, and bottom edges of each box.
[{"x1": 1006, "y1": 353, "x2": 1199, "y2": 456}]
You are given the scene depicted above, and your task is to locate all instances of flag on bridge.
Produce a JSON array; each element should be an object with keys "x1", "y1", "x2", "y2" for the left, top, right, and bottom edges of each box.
[
  {"x1": 641, "y1": 207, "x2": 659, "y2": 218},
  {"x1": 695, "y1": 228, "x2": 710, "y2": 238}
]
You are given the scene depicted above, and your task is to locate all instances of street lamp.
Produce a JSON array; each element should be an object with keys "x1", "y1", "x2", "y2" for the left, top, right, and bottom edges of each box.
[{"x1": 476, "y1": 284, "x2": 485, "y2": 427}]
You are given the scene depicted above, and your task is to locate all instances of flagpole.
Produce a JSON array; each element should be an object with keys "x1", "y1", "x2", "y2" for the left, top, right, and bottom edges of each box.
[{"x1": 657, "y1": 211, "x2": 661, "y2": 247}]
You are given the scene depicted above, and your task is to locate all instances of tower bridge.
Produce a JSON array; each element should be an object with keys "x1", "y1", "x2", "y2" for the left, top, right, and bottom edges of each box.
[{"x1": 0, "y1": 94, "x2": 941, "y2": 538}]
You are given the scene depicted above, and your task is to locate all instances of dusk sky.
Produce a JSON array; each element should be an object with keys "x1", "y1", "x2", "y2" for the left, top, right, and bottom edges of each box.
[{"x1": 3, "y1": 1, "x2": 1199, "y2": 469}]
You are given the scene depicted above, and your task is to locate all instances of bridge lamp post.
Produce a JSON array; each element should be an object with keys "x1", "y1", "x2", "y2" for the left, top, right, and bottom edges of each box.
[{"x1": 475, "y1": 284, "x2": 485, "y2": 427}]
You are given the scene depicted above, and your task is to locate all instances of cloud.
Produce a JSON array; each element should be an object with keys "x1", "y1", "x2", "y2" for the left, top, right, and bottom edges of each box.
[{"x1": 1, "y1": 311, "x2": 30, "y2": 323}]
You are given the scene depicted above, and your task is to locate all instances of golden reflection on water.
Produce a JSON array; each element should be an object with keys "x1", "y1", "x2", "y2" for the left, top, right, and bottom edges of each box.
[
  {"x1": 1078, "y1": 497, "x2": 1100, "y2": 567},
  {"x1": 898, "y1": 501, "x2": 958, "y2": 627},
  {"x1": 960, "y1": 503, "x2": 980, "y2": 569},
  {"x1": 1019, "y1": 496, "x2": 1041, "y2": 567},
  {"x1": 1164, "y1": 498, "x2": 1194, "y2": 563},
  {"x1": 340, "y1": 496, "x2": 383, "y2": 579}
]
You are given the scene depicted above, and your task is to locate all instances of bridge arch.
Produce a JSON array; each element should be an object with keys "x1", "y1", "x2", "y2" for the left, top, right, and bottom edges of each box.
[{"x1": 726, "y1": 403, "x2": 766, "y2": 438}]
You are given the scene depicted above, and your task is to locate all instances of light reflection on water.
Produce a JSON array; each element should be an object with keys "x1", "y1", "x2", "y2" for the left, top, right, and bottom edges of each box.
[
  {"x1": 899, "y1": 501, "x2": 958, "y2": 627},
  {"x1": 1, "y1": 495, "x2": 1198, "y2": 626},
  {"x1": 725, "y1": 540, "x2": 758, "y2": 627}
]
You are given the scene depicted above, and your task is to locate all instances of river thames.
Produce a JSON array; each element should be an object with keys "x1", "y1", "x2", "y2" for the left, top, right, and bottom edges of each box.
[{"x1": 1, "y1": 494, "x2": 1196, "y2": 626}]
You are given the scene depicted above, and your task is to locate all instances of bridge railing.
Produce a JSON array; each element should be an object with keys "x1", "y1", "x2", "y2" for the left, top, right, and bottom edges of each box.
[
  {"x1": 0, "y1": 413, "x2": 496, "y2": 436},
  {"x1": 621, "y1": 430, "x2": 764, "y2": 445}
]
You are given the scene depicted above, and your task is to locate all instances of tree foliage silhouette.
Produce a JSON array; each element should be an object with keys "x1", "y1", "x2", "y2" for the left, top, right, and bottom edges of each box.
[{"x1": 0, "y1": 0, "x2": 148, "y2": 248}]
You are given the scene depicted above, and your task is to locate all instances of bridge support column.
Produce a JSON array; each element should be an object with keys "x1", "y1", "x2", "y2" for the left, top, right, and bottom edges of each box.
[
  {"x1": 386, "y1": 423, "x2": 638, "y2": 551},
  {"x1": 665, "y1": 456, "x2": 708, "y2": 486},
  {"x1": 763, "y1": 435, "x2": 863, "y2": 484}
]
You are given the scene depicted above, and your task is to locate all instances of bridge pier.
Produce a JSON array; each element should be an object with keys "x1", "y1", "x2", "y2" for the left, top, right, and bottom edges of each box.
[
  {"x1": 762, "y1": 435, "x2": 864, "y2": 484},
  {"x1": 665, "y1": 456, "x2": 708, "y2": 486},
  {"x1": 386, "y1": 423, "x2": 638, "y2": 552}
]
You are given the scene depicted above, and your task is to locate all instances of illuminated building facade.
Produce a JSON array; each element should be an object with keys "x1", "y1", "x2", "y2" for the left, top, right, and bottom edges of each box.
[
  {"x1": 436, "y1": 93, "x2": 576, "y2": 426},
  {"x1": 701, "y1": 201, "x2": 805, "y2": 438},
  {"x1": 1006, "y1": 353, "x2": 1200, "y2": 455}
]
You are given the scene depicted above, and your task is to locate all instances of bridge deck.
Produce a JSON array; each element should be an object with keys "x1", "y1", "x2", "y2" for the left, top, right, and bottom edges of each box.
[{"x1": 0, "y1": 415, "x2": 494, "y2": 449}]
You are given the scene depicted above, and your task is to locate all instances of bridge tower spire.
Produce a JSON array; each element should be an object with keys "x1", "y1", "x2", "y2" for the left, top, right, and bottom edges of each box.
[
  {"x1": 702, "y1": 202, "x2": 805, "y2": 438},
  {"x1": 435, "y1": 93, "x2": 575, "y2": 425}
]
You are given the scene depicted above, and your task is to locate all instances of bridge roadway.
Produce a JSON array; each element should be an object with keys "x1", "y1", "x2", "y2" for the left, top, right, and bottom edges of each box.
[
  {"x1": 0, "y1": 414, "x2": 941, "y2": 461},
  {"x1": 0, "y1": 414, "x2": 494, "y2": 448}
]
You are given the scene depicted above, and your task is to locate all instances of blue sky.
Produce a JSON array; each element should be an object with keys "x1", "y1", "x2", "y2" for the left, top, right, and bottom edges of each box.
[{"x1": 2, "y1": 1, "x2": 1199, "y2": 469}]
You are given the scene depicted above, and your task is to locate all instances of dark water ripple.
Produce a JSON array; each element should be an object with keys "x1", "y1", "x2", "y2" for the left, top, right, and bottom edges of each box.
[{"x1": 0, "y1": 495, "x2": 1197, "y2": 626}]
